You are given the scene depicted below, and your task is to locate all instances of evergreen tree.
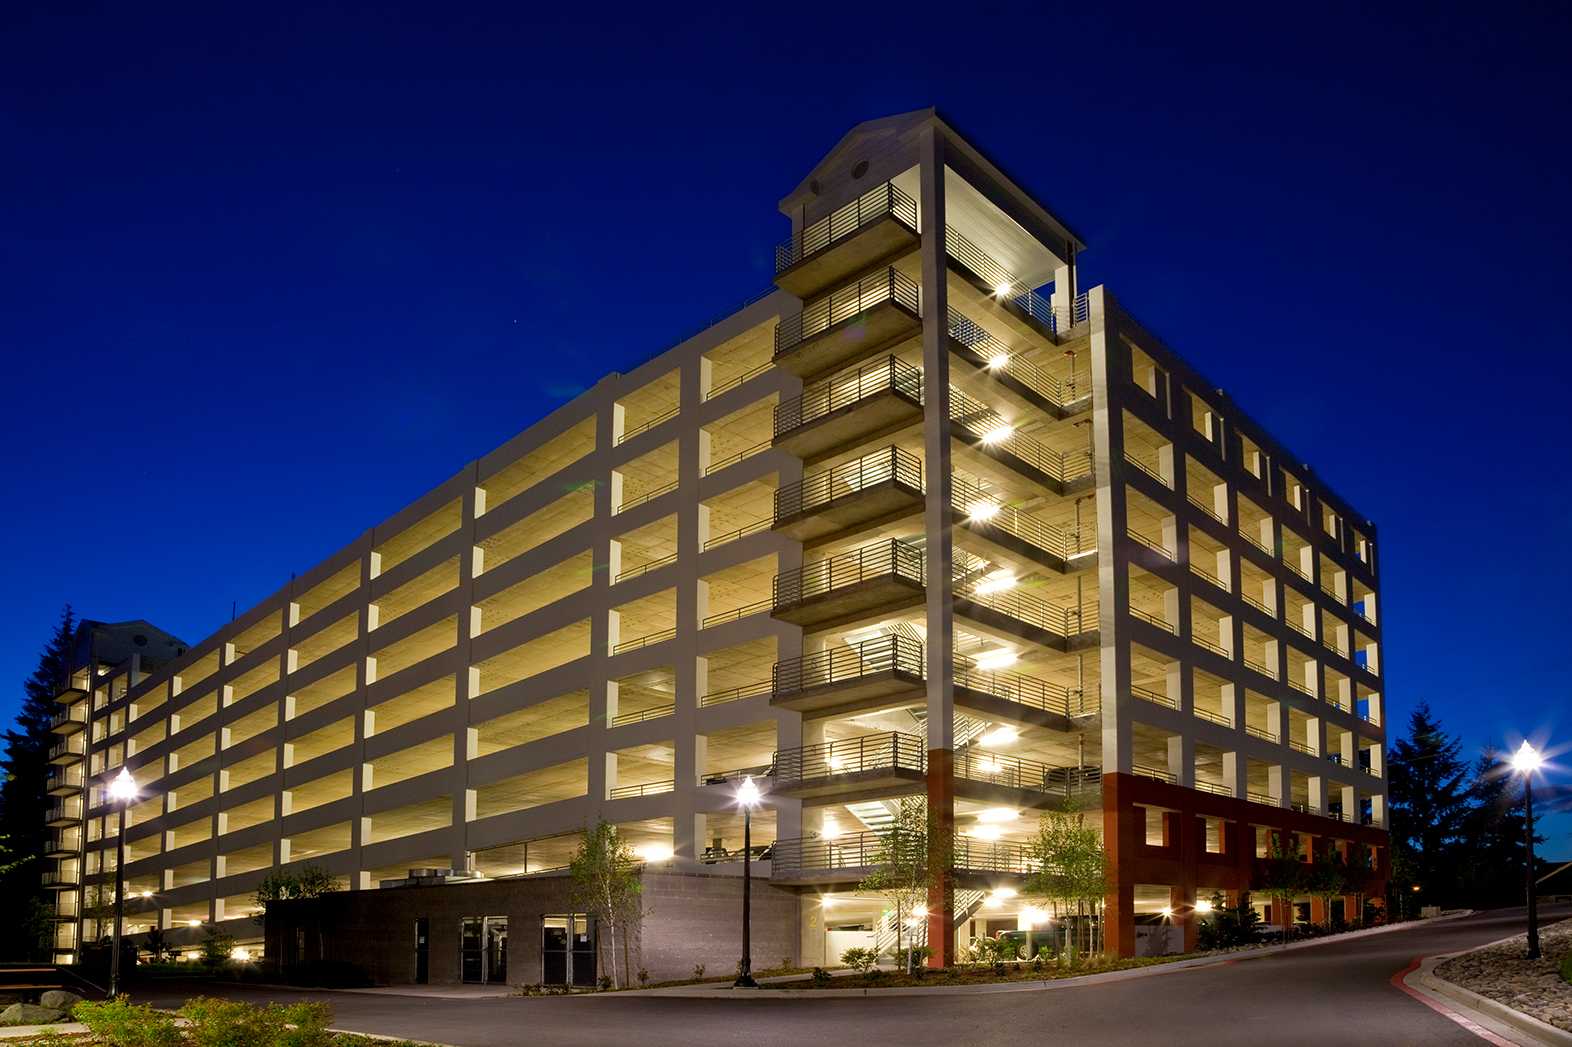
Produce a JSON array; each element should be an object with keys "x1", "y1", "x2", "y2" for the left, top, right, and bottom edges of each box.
[
  {"x1": 1388, "y1": 701, "x2": 1471, "y2": 907},
  {"x1": 0, "y1": 607, "x2": 76, "y2": 960},
  {"x1": 1457, "y1": 747, "x2": 1541, "y2": 909}
]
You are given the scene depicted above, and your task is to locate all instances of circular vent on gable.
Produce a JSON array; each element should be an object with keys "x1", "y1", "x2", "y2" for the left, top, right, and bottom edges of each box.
[{"x1": 852, "y1": 160, "x2": 870, "y2": 179}]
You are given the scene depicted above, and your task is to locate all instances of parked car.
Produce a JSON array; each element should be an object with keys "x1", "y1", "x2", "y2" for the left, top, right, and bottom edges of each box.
[
  {"x1": 738, "y1": 844, "x2": 773, "y2": 861},
  {"x1": 699, "y1": 846, "x2": 731, "y2": 863}
]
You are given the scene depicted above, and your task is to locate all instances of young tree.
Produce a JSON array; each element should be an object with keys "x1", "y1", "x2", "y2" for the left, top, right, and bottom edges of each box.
[
  {"x1": 0, "y1": 608, "x2": 76, "y2": 960},
  {"x1": 1388, "y1": 702, "x2": 1471, "y2": 906},
  {"x1": 567, "y1": 817, "x2": 643, "y2": 989},
  {"x1": 1305, "y1": 848, "x2": 1349, "y2": 929},
  {"x1": 1024, "y1": 804, "x2": 1114, "y2": 964},
  {"x1": 253, "y1": 863, "x2": 339, "y2": 924},
  {"x1": 1252, "y1": 831, "x2": 1306, "y2": 942},
  {"x1": 857, "y1": 796, "x2": 933, "y2": 970}
]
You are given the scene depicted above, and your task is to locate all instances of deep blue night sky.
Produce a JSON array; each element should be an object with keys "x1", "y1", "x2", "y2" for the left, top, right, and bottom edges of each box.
[{"x1": 3, "y1": 3, "x2": 1569, "y2": 854}]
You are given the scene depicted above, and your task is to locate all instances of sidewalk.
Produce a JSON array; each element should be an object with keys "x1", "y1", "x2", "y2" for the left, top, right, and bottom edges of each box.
[{"x1": 624, "y1": 912, "x2": 1475, "y2": 998}]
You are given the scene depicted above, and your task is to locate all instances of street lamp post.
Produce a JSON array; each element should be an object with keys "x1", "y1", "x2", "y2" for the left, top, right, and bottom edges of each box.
[
  {"x1": 106, "y1": 767, "x2": 138, "y2": 997},
  {"x1": 734, "y1": 775, "x2": 760, "y2": 988},
  {"x1": 1514, "y1": 741, "x2": 1541, "y2": 960}
]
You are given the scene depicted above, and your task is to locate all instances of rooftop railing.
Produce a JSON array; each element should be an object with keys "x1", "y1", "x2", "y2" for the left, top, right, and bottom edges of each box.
[
  {"x1": 775, "y1": 183, "x2": 919, "y2": 272},
  {"x1": 772, "y1": 633, "x2": 924, "y2": 697},
  {"x1": 945, "y1": 227, "x2": 1088, "y2": 332},
  {"x1": 774, "y1": 356, "x2": 923, "y2": 436},
  {"x1": 774, "y1": 538, "x2": 925, "y2": 607},
  {"x1": 775, "y1": 445, "x2": 923, "y2": 522},
  {"x1": 775, "y1": 268, "x2": 922, "y2": 355}
]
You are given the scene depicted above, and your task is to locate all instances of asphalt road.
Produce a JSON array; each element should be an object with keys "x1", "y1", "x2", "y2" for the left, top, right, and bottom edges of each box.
[{"x1": 128, "y1": 905, "x2": 1571, "y2": 1047}]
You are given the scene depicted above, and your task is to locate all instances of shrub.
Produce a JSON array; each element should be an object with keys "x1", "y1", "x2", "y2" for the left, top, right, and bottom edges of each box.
[
  {"x1": 74, "y1": 997, "x2": 183, "y2": 1047},
  {"x1": 176, "y1": 998, "x2": 334, "y2": 1047},
  {"x1": 692, "y1": 964, "x2": 705, "y2": 979},
  {"x1": 636, "y1": 967, "x2": 649, "y2": 986},
  {"x1": 839, "y1": 947, "x2": 878, "y2": 973},
  {"x1": 597, "y1": 974, "x2": 613, "y2": 991},
  {"x1": 1561, "y1": 951, "x2": 1572, "y2": 984},
  {"x1": 810, "y1": 967, "x2": 831, "y2": 986}
]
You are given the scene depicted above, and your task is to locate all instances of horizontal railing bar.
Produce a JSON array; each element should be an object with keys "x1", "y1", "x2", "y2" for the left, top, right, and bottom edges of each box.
[
  {"x1": 700, "y1": 682, "x2": 771, "y2": 707},
  {"x1": 706, "y1": 359, "x2": 775, "y2": 401},
  {"x1": 612, "y1": 627, "x2": 677, "y2": 654},
  {"x1": 704, "y1": 439, "x2": 772, "y2": 476},
  {"x1": 615, "y1": 479, "x2": 679, "y2": 514},
  {"x1": 702, "y1": 598, "x2": 773, "y2": 629},
  {"x1": 1132, "y1": 685, "x2": 1178, "y2": 710},
  {"x1": 775, "y1": 182, "x2": 919, "y2": 272},
  {"x1": 614, "y1": 552, "x2": 679, "y2": 584},
  {"x1": 614, "y1": 405, "x2": 682, "y2": 446},
  {"x1": 1123, "y1": 452, "x2": 1171, "y2": 488},
  {"x1": 610, "y1": 705, "x2": 676, "y2": 727},
  {"x1": 703, "y1": 518, "x2": 770, "y2": 550}
]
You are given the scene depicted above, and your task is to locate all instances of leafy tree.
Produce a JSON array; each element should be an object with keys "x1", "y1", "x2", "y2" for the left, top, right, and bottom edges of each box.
[
  {"x1": 857, "y1": 796, "x2": 938, "y2": 970},
  {"x1": 567, "y1": 817, "x2": 644, "y2": 989},
  {"x1": 0, "y1": 608, "x2": 75, "y2": 960},
  {"x1": 1305, "y1": 848, "x2": 1349, "y2": 928},
  {"x1": 1388, "y1": 701, "x2": 1471, "y2": 906},
  {"x1": 1252, "y1": 831, "x2": 1306, "y2": 942},
  {"x1": 200, "y1": 926, "x2": 235, "y2": 969},
  {"x1": 1196, "y1": 890, "x2": 1262, "y2": 949},
  {"x1": 252, "y1": 863, "x2": 339, "y2": 926},
  {"x1": 144, "y1": 925, "x2": 170, "y2": 962},
  {"x1": 1023, "y1": 803, "x2": 1114, "y2": 963}
]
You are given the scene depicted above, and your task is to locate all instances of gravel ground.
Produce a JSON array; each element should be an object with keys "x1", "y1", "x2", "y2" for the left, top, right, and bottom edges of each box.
[{"x1": 1435, "y1": 918, "x2": 1572, "y2": 1031}]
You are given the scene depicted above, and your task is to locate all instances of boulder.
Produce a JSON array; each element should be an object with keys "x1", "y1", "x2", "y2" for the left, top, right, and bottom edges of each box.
[
  {"x1": 0, "y1": 1003, "x2": 64, "y2": 1026},
  {"x1": 39, "y1": 990, "x2": 84, "y2": 1012}
]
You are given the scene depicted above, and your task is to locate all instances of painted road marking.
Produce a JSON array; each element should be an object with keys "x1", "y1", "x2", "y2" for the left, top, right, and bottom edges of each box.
[{"x1": 1391, "y1": 956, "x2": 1521, "y2": 1047}]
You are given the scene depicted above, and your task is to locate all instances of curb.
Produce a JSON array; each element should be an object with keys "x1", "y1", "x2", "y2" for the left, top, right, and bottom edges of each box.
[
  {"x1": 1417, "y1": 954, "x2": 1572, "y2": 1047},
  {"x1": 622, "y1": 913, "x2": 1474, "y2": 999},
  {"x1": 0, "y1": 1024, "x2": 88, "y2": 1039}
]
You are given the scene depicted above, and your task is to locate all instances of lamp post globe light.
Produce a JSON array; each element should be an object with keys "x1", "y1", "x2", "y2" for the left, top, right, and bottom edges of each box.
[
  {"x1": 1513, "y1": 741, "x2": 1541, "y2": 960},
  {"x1": 106, "y1": 767, "x2": 138, "y2": 997},
  {"x1": 734, "y1": 775, "x2": 760, "y2": 989}
]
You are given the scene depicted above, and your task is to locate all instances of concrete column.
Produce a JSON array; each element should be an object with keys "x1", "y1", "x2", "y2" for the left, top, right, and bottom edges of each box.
[
  {"x1": 917, "y1": 126, "x2": 955, "y2": 968},
  {"x1": 1221, "y1": 751, "x2": 1241, "y2": 797},
  {"x1": 1167, "y1": 734, "x2": 1193, "y2": 787}
]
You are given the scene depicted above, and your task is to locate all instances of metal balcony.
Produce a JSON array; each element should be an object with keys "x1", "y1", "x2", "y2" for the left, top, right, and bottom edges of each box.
[
  {"x1": 40, "y1": 870, "x2": 80, "y2": 890},
  {"x1": 947, "y1": 309, "x2": 1089, "y2": 417},
  {"x1": 45, "y1": 833, "x2": 78, "y2": 858},
  {"x1": 771, "y1": 731, "x2": 927, "y2": 799},
  {"x1": 50, "y1": 707, "x2": 87, "y2": 736},
  {"x1": 773, "y1": 446, "x2": 924, "y2": 543},
  {"x1": 774, "y1": 268, "x2": 922, "y2": 379},
  {"x1": 774, "y1": 182, "x2": 920, "y2": 299},
  {"x1": 773, "y1": 356, "x2": 924, "y2": 459},
  {"x1": 45, "y1": 801, "x2": 82, "y2": 827},
  {"x1": 769, "y1": 830, "x2": 1037, "y2": 885},
  {"x1": 771, "y1": 539, "x2": 926, "y2": 629},
  {"x1": 48, "y1": 736, "x2": 85, "y2": 765},
  {"x1": 952, "y1": 665, "x2": 1093, "y2": 733},
  {"x1": 950, "y1": 387, "x2": 1094, "y2": 494},
  {"x1": 770, "y1": 633, "x2": 925, "y2": 715},
  {"x1": 47, "y1": 767, "x2": 83, "y2": 796}
]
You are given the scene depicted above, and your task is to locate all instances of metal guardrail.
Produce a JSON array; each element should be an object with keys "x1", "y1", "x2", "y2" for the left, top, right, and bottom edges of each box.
[
  {"x1": 1187, "y1": 492, "x2": 1228, "y2": 525},
  {"x1": 1132, "y1": 764, "x2": 1178, "y2": 785},
  {"x1": 1245, "y1": 725, "x2": 1279, "y2": 743},
  {"x1": 701, "y1": 598, "x2": 773, "y2": 629},
  {"x1": 615, "y1": 479, "x2": 679, "y2": 515},
  {"x1": 947, "y1": 309, "x2": 1089, "y2": 407},
  {"x1": 1192, "y1": 634, "x2": 1231, "y2": 658},
  {"x1": 703, "y1": 518, "x2": 771, "y2": 550},
  {"x1": 775, "y1": 445, "x2": 923, "y2": 521},
  {"x1": 610, "y1": 705, "x2": 676, "y2": 727},
  {"x1": 1195, "y1": 780, "x2": 1233, "y2": 797},
  {"x1": 1243, "y1": 656, "x2": 1276, "y2": 679},
  {"x1": 704, "y1": 439, "x2": 772, "y2": 476},
  {"x1": 775, "y1": 268, "x2": 922, "y2": 355},
  {"x1": 612, "y1": 627, "x2": 677, "y2": 655},
  {"x1": 1288, "y1": 739, "x2": 1315, "y2": 755},
  {"x1": 1125, "y1": 527, "x2": 1175, "y2": 560},
  {"x1": 1194, "y1": 707, "x2": 1233, "y2": 727},
  {"x1": 1240, "y1": 529, "x2": 1274, "y2": 555},
  {"x1": 699, "y1": 682, "x2": 771, "y2": 707},
  {"x1": 772, "y1": 633, "x2": 924, "y2": 696},
  {"x1": 614, "y1": 552, "x2": 678, "y2": 584},
  {"x1": 775, "y1": 539, "x2": 925, "y2": 606},
  {"x1": 953, "y1": 665, "x2": 1085, "y2": 717},
  {"x1": 954, "y1": 748, "x2": 1053, "y2": 791},
  {"x1": 1240, "y1": 591, "x2": 1273, "y2": 616},
  {"x1": 773, "y1": 731, "x2": 927, "y2": 784},
  {"x1": 608, "y1": 780, "x2": 675, "y2": 799},
  {"x1": 50, "y1": 708, "x2": 87, "y2": 731},
  {"x1": 775, "y1": 356, "x2": 923, "y2": 436},
  {"x1": 775, "y1": 182, "x2": 919, "y2": 272},
  {"x1": 953, "y1": 475, "x2": 1093, "y2": 561},
  {"x1": 949, "y1": 385, "x2": 1093, "y2": 483},
  {"x1": 1190, "y1": 563, "x2": 1227, "y2": 590},
  {"x1": 957, "y1": 573, "x2": 1097, "y2": 638},
  {"x1": 1128, "y1": 606, "x2": 1175, "y2": 634},
  {"x1": 48, "y1": 737, "x2": 85, "y2": 760},
  {"x1": 1287, "y1": 678, "x2": 1316, "y2": 698},
  {"x1": 706, "y1": 359, "x2": 775, "y2": 401},
  {"x1": 1132, "y1": 685, "x2": 1178, "y2": 710},
  {"x1": 615, "y1": 405, "x2": 681, "y2": 447},
  {"x1": 1123, "y1": 452, "x2": 1170, "y2": 487},
  {"x1": 945, "y1": 226, "x2": 1089, "y2": 333},
  {"x1": 1248, "y1": 790, "x2": 1276, "y2": 805}
]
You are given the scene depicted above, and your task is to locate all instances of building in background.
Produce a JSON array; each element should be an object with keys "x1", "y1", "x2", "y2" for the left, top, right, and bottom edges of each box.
[{"x1": 44, "y1": 109, "x2": 1387, "y2": 980}]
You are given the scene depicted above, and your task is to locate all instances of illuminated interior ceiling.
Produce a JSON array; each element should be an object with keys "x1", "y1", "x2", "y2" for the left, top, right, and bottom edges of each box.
[{"x1": 891, "y1": 165, "x2": 1064, "y2": 288}]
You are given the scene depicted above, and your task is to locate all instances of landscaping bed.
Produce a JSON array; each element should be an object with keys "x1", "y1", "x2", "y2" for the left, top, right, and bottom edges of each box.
[{"x1": 1434, "y1": 917, "x2": 1572, "y2": 1033}]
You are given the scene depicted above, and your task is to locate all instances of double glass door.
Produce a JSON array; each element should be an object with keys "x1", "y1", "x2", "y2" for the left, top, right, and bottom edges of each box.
[
  {"x1": 542, "y1": 914, "x2": 595, "y2": 986},
  {"x1": 461, "y1": 916, "x2": 508, "y2": 984}
]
